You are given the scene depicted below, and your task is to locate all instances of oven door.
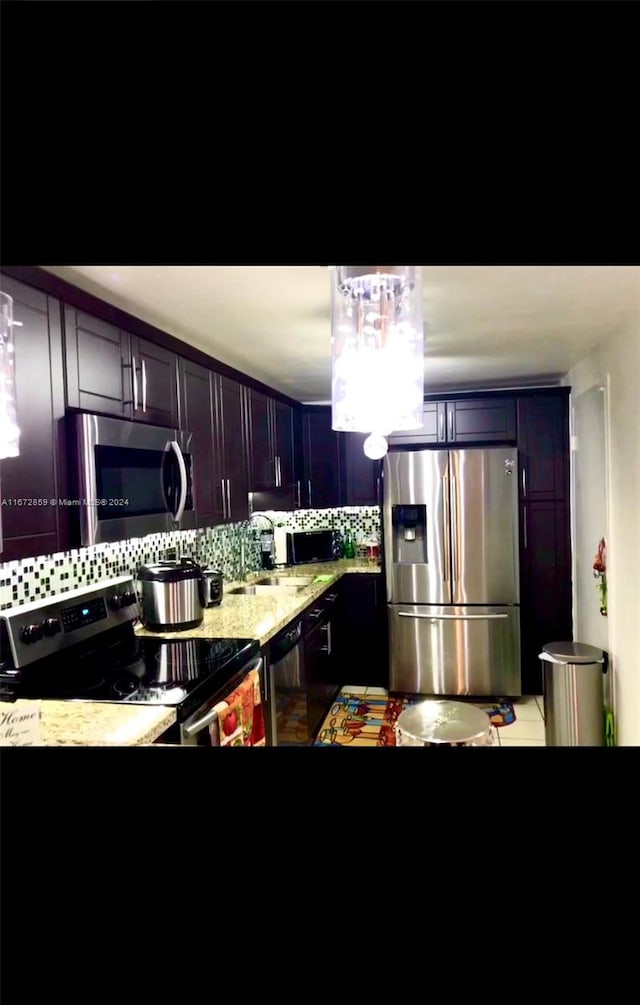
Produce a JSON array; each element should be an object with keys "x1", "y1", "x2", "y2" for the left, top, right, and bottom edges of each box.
[
  {"x1": 179, "y1": 657, "x2": 264, "y2": 746},
  {"x1": 72, "y1": 412, "x2": 196, "y2": 545}
]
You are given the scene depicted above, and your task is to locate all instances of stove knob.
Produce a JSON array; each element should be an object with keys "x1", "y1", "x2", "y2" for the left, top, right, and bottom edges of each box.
[
  {"x1": 109, "y1": 595, "x2": 125, "y2": 610},
  {"x1": 41, "y1": 617, "x2": 61, "y2": 637},
  {"x1": 122, "y1": 591, "x2": 138, "y2": 607},
  {"x1": 20, "y1": 623, "x2": 43, "y2": 644}
]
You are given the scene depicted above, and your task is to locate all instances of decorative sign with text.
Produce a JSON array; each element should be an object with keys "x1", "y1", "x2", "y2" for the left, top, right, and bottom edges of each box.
[{"x1": 0, "y1": 703, "x2": 43, "y2": 745}]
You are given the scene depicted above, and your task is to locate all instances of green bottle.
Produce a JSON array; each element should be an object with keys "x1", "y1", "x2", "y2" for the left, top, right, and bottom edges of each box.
[{"x1": 343, "y1": 530, "x2": 355, "y2": 559}]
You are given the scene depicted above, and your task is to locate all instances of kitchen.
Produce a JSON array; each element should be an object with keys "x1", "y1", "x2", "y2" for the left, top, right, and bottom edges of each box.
[{"x1": 0, "y1": 265, "x2": 638, "y2": 746}]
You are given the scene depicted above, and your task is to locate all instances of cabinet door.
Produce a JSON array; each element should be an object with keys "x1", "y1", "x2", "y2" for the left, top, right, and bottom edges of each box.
[
  {"x1": 336, "y1": 574, "x2": 388, "y2": 688},
  {"x1": 305, "y1": 618, "x2": 340, "y2": 741},
  {"x1": 215, "y1": 374, "x2": 249, "y2": 522},
  {"x1": 64, "y1": 307, "x2": 132, "y2": 419},
  {"x1": 303, "y1": 407, "x2": 341, "y2": 509},
  {"x1": 0, "y1": 276, "x2": 66, "y2": 560},
  {"x1": 446, "y1": 398, "x2": 516, "y2": 443},
  {"x1": 246, "y1": 388, "x2": 275, "y2": 491},
  {"x1": 340, "y1": 432, "x2": 380, "y2": 506},
  {"x1": 520, "y1": 500, "x2": 573, "y2": 694},
  {"x1": 178, "y1": 358, "x2": 222, "y2": 528},
  {"x1": 273, "y1": 399, "x2": 295, "y2": 496},
  {"x1": 387, "y1": 401, "x2": 443, "y2": 446},
  {"x1": 130, "y1": 335, "x2": 179, "y2": 427},
  {"x1": 517, "y1": 393, "x2": 570, "y2": 502}
]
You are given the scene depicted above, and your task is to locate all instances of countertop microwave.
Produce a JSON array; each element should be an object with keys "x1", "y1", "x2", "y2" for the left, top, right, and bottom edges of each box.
[
  {"x1": 285, "y1": 530, "x2": 340, "y2": 565},
  {"x1": 69, "y1": 412, "x2": 196, "y2": 546}
]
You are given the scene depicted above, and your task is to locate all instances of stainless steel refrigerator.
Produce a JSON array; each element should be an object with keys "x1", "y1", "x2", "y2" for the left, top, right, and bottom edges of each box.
[{"x1": 383, "y1": 447, "x2": 521, "y2": 697}]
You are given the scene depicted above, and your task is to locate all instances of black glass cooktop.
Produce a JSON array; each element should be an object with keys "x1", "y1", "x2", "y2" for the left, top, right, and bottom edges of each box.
[{"x1": 9, "y1": 626, "x2": 260, "y2": 710}]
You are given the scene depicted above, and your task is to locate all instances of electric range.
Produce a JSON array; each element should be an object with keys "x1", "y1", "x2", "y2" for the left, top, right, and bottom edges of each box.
[{"x1": 0, "y1": 577, "x2": 261, "y2": 742}]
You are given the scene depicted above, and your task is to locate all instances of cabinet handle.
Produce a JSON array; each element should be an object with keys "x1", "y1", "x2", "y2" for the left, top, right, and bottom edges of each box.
[
  {"x1": 141, "y1": 359, "x2": 147, "y2": 413},
  {"x1": 296, "y1": 480, "x2": 301, "y2": 508},
  {"x1": 376, "y1": 477, "x2": 381, "y2": 504},
  {"x1": 523, "y1": 507, "x2": 528, "y2": 549},
  {"x1": 307, "y1": 609, "x2": 323, "y2": 619},
  {"x1": 438, "y1": 407, "x2": 445, "y2": 441},
  {"x1": 226, "y1": 479, "x2": 232, "y2": 520},
  {"x1": 221, "y1": 479, "x2": 227, "y2": 519},
  {"x1": 320, "y1": 622, "x2": 332, "y2": 656},
  {"x1": 275, "y1": 455, "x2": 281, "y2": 487},
  {"x1": 308, "y1": 480, "x2": 312, "y2": 507},
  {"x1": 132, "y1": 355, "x2": 139, "y2": 411},
  {"x1": 522, "y1": 466, "x2": 527, "y2": 499},
  {"x1": 448, "y1": 406, "x2": 454, "y2": 441}
]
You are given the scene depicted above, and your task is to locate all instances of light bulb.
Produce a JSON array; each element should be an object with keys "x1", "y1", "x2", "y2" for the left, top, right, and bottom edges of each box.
[{"x1": 363, "y1": 434, "x2": 389, "y2": 460}]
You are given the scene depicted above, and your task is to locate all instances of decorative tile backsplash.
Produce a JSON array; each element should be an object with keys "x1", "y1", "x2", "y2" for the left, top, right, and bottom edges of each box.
[{"x1": 0, "y1": 507, "x2": 380, "y2": 610}]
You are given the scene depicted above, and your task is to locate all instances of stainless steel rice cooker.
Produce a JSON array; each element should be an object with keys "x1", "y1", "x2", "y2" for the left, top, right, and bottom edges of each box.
[{"x1": 137, "y1": 558, "x2": 206, "y2": 631}]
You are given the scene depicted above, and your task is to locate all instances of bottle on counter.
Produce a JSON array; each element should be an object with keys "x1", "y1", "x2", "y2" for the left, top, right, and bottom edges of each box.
[{"x1": 343, "y1": 530, "x2": 356, "y2": 559}]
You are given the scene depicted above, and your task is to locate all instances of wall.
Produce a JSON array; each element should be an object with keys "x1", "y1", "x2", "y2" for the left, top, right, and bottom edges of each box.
[
  {"x1": 0, "y1": 506, "x2": 380, "y2": 610},
  {"x1": 564, "y1": 314, "x2": 640, "y2": 746}
]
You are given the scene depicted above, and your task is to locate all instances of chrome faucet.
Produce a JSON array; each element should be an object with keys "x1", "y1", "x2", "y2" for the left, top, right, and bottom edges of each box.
[{"x1": 238, "y1": 512, "x2": 275, "y2": 581}]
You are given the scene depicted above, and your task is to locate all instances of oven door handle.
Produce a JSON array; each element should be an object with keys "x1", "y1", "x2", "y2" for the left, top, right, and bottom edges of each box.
[
  {"x1": 182, "y1": 658, "x2": 263, "y2": 738},
  {"x1": 168, "y1": 440, "x2": 188, "y2": 523}
]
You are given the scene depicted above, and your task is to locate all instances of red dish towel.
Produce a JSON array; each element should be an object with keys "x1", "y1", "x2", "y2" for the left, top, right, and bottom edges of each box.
[{"x1": 209, "y1": 669, "x2": 266, "y2": 746}]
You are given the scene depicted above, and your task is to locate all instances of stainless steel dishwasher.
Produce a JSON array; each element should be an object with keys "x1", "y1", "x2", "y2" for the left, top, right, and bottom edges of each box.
[{"x1": 266, "y1": 620, "x2": 308, "y2": 745}]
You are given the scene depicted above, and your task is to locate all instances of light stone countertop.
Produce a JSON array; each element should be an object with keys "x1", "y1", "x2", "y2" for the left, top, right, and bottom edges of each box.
[
  {"x1": 12, "y1": 561, "x2": 379, "y2": 747},
  {"x1": 134, "y1": 559, "x2": 381, "y2": 647},
  {"x1": 8, "y1": 699, "x2": 176, "y2": 746}
]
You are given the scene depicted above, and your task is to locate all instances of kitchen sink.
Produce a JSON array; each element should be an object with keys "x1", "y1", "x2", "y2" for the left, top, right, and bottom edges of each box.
[
  {"x1": 255, "y1": 575, "x2": 316, "y2": 587},
  {"x1": 228, "y1": 584, "x2": 309, "y2": 596}
]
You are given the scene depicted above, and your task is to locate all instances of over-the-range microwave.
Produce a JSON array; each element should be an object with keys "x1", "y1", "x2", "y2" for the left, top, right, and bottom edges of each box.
[{"x1": 68, "y1": 412, "x2": 196, "y2": 546}]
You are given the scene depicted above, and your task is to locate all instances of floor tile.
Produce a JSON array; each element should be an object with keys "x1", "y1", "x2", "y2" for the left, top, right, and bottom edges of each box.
[
  {"x1": 517, "y1": 694, "x2": 540, "y2": 706},
  {"x1": 512, "y1": 702, "x2": 544, "y2": 721},
  {"x1": 341, "y1": 685, "x2": 368, "y2": 695},
  {"x1": 365, "y1": 687, "x2": 389, "y2": 696},
  {"x1": 499, "y1": 718, "x2": 546, "y2": 741},
  {"x1": 535, "y1": 696, "x2": 545, "y2": 719},
  {"x1": 500, "y1": 738, "x2": 546, "y2": 746}
]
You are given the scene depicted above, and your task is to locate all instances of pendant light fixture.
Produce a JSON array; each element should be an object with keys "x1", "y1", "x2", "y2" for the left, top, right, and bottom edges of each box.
[
  {"x1": 0, "y1": 292, "x2": 20, "y2": 459},
  {"x1": 330, "y1": 266, "x2": 424, "y2": 458}
]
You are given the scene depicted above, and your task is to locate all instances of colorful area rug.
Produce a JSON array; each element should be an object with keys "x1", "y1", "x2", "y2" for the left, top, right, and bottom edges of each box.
[{"x1": 314, "y1": 689, "x2": 516, "y2": 747}]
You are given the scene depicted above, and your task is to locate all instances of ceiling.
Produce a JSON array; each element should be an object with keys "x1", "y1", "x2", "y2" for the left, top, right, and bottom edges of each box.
[{"x1": 43, "y1": 266, "x2": 639, "y2": 403}]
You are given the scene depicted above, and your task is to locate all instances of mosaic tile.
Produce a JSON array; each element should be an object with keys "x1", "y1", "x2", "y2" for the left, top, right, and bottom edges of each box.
[{"x1": 0, "y1": 507, "x2": 379, "y2": 610}]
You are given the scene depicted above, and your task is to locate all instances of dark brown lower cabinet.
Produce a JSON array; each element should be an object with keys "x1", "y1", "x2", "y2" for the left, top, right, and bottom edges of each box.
[
  {"x1": 336, "y1": 574, "x2": 388, "y2": 689},
  {"x1": 520, "y1": 500, "x2": 573, "y2": 694},
  {"x1": 303, "y1": 588, "x2": 341, "y2": 740}
]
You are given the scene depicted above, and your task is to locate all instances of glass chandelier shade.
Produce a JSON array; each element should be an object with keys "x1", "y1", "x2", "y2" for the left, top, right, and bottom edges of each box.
[
  {"x1": 0, "y1": 292, "x2": 20, "y2": 460},
  {"x1": 331, "y1": 266, "x2": 424, "y2": 437}
]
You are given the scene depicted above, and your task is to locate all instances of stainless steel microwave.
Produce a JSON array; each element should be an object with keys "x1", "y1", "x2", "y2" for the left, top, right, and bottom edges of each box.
[
  {"x1": 69, "y1": 412, "x2": 196, "y2": 546},
  {"x1": 286, "y1": 530, "x2": 340, "y2": 565}
]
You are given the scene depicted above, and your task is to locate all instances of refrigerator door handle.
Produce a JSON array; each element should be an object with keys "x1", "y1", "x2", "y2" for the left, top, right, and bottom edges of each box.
[
  {"x1": 398, "y1": 612, "x2": 509, "y2": 621},
  {"x1": 450, "y1": 474, "x2": 458, "y2": 584},
  {"x1": 442, "y1": 472, "x2": 451, "y2": 582}
]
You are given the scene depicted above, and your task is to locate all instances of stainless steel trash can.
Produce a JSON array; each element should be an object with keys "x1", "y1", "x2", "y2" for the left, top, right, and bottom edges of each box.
[{"x1": 539, "y1": 642, "x2": 606, "y2": 746}]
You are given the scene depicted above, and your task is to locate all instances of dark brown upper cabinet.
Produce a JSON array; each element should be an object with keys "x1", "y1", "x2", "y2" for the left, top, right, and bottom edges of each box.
[
  {"x1": 246, "y1": 389, "x2": 297, "y2": 507},
  {"x1": 517, "y1": 392, "x2": 570, "y2": 502},
  {"x1": 178, "y1": 357, "x2": 222, "y2": 529},
  {"x1": 340, "y1": 433, "x2": 380, "y2": 506},
  {"x1": 64, "y1": 308, "x2": 179, "y2": 427},
  {"x1": 213, "y1": 374, "x2": 249, "y2": 523},
  {"x1": 130, "y1": 335, "x2": 179, "y2": 427},
  {"x1": 301, "y1": 407, "x2": 341, "y2": 509},
  {"x1": 388, "y1": 397, "x2": 516, "y2": 447},
  {"x1": 64, "y1": 307, "x2": 133, "y2": 419},
  {"x1": 0, "y1": 275, "x2": 67, "y2": 561},
  {"x1": 387, "y1": 401, "x2": 443, "y2": 446}
]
